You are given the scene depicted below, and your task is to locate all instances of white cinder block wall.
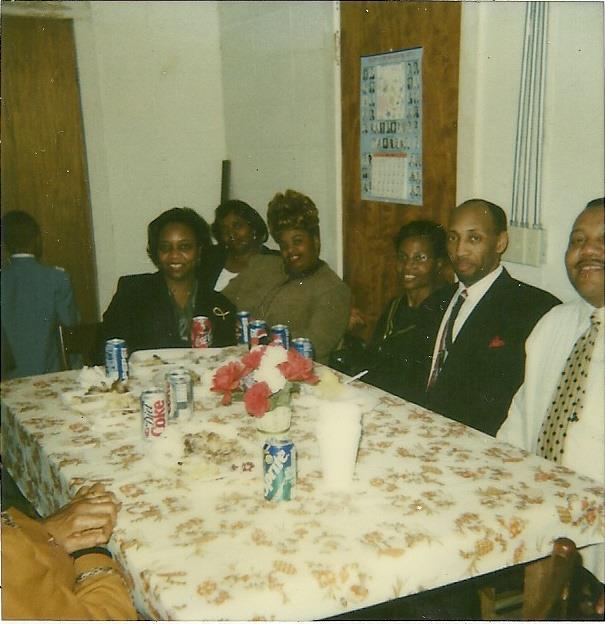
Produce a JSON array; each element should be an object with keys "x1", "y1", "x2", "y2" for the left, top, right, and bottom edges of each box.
[
  {"x1": 73, "y1": 1, "x2": 603, "y2": 314},
  {"x1": 217, "y1": 1, "x2": 339, "y2": 271},
  {"x1": 457, "y1": 2, "x2": 604, "y2": 302},
  {"x1": 75, "y1": 1, "x2": 228, "y2": 312}
]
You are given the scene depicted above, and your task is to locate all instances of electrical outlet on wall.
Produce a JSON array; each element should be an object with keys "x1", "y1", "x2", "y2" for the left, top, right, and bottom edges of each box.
[
  {"x1": 503, "y1": 225, "x2": 527, "y2": 264},
  {"x1": 524, "y1": 227, "x2": 546, "y2": 266},
  {"x1": 503, "y1": 225, "x2": 546, "y2": 266}
]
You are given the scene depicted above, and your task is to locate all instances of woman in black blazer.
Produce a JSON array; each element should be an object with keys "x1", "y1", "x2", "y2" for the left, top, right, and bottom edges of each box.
[
  {"x1": 100, "y1": 207, "x2": 236, "y2": 356},
  {"x1": 202, "y1": 199, "x2": 278, "y2": 292}
]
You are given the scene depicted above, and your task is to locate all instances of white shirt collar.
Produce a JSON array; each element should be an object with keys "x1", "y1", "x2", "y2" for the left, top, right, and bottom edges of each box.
[{"x1": 456, "y1": 265, "x2": 503, "y2": 303}]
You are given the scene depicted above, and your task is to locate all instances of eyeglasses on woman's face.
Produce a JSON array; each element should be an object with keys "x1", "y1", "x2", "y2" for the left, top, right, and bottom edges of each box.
[{"x1": 396, "y1": 252, "x2": 432, "y2": 266}]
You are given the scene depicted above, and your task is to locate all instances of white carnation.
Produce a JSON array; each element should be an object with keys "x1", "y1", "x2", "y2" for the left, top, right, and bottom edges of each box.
[
  {"x1": 254, "y1": 361, "x2": 286, "y2": 394},
  {"x1": 262, "y1": 344, "x2": 288, "y2": 367}
]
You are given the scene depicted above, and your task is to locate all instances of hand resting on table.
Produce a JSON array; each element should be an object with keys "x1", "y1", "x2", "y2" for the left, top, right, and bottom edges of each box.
[{"x1": 41, "y1": 483, "x2": 121, "y2": 554}]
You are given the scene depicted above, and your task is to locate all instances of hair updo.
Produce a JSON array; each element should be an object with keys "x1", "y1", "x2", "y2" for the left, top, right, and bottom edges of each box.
[{"x1": 267, "y1": 190, "x2": 320, "y2": 242}]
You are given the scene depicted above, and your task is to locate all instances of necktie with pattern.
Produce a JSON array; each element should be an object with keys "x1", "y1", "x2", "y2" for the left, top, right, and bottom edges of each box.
[
  {"x1": 427, "y1": 289, "x2": 467, "y2": 389},
  {"x1": 536, "y1": 310, "x2": 601, "y2": 463}
]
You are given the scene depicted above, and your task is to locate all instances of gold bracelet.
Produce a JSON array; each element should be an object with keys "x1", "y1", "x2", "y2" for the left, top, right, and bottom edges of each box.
[{"x1": 75, "y1": 566, "x2": 117, "y2": 585}]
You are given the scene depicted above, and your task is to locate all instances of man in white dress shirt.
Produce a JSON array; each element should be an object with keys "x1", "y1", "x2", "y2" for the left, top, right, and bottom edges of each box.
[{"x1": 498, "y1": 198, "x2": 604, "y2": 600}]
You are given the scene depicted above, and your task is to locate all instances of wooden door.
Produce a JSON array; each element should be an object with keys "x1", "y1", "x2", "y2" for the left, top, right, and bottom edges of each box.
[
  {"x1": 1, "y1": 15, "x2": 98, "y2": 322},
  {"x1": 341, "y1": 2, "x2": 461, "y2": 339}
]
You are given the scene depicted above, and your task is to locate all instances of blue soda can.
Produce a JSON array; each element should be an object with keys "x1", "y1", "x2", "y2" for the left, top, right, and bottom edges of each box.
[
  {"x1": 292, "y1": 337, "x2": 314, "y2": 360},
  {"x1": 166, "y1": 370, "x2": 193, "y2": 421},
  {"x1": 237, "y1": 311, "x2": 251, "y2": 345},
  {"x1": 270, "y1": 324, "x2": 290, "y2": 350},
  {"x1": 105, "y1": 338, "x2": 129, "y2": 380},
  {"x1": 263, "y1": 437, "x2": 296, "y2": 501},
  {"x1": 249, "y1": 320, "x2": 269, "y2": 347}
]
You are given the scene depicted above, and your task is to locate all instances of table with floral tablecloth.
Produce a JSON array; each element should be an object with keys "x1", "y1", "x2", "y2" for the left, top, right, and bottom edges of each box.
[{"x1": 1, "y1": 349, "x2": 603, "y2": 621}]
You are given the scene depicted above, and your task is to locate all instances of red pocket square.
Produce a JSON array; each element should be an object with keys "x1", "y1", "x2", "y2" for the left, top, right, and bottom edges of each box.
[{"x1": 489, "y1": 336, "x2": 506, "y2": 348}]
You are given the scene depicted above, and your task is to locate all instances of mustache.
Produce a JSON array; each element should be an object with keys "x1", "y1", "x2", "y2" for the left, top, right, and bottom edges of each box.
[{"x1": 575, "y1": 259, "x2": 604, "y2": 269}]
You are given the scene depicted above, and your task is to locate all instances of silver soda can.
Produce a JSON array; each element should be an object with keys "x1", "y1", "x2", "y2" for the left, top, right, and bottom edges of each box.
[
  {"x1": 237, "y1": 311, "x2": 251, "y2": 345},
  {"x1": 292, "y1": 337, "x2": 314, "y2": 360},
  {"x1": 140, "y1": 388, "x2": 167, "y2": 440},
  {"x1": 270, "y1": 324, "x2": 290, "y2": 350},
  {"x1": 166, "y1": 370, "x2": 193, "y2": 421},
  {"x1": 163, "y1": 366, "x2": 187, "y2": 417},
  {"x1": 105, "y1": 338, "x2": 129, "y2": 380},
  {"x1": 263, "y1": 437, "x2": 296, "y2": 501}
]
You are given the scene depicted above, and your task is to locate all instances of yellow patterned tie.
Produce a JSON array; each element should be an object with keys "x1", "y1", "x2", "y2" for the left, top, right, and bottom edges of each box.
[{"x1": 537, "y1": 311, "x2": 601, "y2": 463}]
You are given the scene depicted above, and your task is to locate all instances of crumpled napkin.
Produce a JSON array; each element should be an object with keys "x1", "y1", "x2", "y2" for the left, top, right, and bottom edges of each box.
[{"x1": 77, "y1": 366, "x2": 113, "y2": 391}]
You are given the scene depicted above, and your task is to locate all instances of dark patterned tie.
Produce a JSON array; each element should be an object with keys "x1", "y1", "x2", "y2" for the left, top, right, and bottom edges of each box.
[
  {"x1": 427, "y1": 289, "x2": 467, "y2": 389},
  {"x1": 536, "y1": 311, "x2": 601, "y2": 463}
]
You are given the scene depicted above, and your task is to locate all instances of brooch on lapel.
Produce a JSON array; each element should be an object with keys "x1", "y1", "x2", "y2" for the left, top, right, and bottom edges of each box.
[
  {"x1": 488, "y1": 335, "x2": 505, "y2": 348},
  {"x1": 213, "y1": 306, "x2": 231, "y2": 320}
]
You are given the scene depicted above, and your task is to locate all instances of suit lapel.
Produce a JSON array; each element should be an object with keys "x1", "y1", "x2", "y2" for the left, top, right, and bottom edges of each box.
[
  {"x1": 447, "y1": 270, "x2": 512, "y2": 357},
  {"x1": 149, "y1": 273, "x2": 177, "y2": 344}
]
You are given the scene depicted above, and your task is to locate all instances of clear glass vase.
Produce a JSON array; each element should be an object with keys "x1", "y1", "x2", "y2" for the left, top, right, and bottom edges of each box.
[{"x1": 255, "y1": 405, "x2": 292, "y2": 435}]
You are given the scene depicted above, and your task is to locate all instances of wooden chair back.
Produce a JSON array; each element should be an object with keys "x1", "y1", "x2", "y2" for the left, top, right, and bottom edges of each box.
[
  {"x1": 58, "y1": 323, "x2": 101, "y2": 370},
  {"x1": 479, "y1": 537, "x2": 581, "y2": 620}
]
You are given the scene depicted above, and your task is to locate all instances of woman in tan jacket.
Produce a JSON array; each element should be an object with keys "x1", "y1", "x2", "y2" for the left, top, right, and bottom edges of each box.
[{"x1": 223, "y1": 190, "x2": 351, "y2": 363}]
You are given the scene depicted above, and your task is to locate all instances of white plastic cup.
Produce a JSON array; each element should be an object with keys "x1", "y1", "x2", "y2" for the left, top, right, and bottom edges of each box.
[{"x1": 316, "y1": 400, "x2": 362, "y2": 489}]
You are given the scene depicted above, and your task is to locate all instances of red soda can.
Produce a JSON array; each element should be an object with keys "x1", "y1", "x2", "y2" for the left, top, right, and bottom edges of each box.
[
  {"x1": 140, "y1": 388, "x2": 167, "y2": 440},
  {"x1": 191, "y1": 316, "x2": 213, "y2": 348}
]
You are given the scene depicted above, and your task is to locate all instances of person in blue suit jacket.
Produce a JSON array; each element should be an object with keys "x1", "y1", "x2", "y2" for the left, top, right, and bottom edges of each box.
[
  {"x1": 1, "y1": 211, "x2": 79, "y2": 378},
  {"x1": 100, "y1": 207, "x2": 236, "y2": 357}
]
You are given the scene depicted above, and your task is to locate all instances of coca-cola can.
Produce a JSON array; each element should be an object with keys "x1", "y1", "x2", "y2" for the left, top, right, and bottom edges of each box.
[
  {"x1": 191, "y1": 316, "x2": 213, "y2": 348},
  {"x1": 140, "y1": 388, "x2": 167, "y2": 440}
]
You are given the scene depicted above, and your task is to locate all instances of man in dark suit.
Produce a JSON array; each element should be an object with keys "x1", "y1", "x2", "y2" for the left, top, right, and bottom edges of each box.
[{"x1": 425, "y1": 199, "x2": 560, "y2": 436}]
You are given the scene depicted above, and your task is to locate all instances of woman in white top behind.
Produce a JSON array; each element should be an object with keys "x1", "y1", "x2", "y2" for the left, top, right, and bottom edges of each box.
[{"x1": 202, "y1": 200, "x2": 278, "y2": 292}]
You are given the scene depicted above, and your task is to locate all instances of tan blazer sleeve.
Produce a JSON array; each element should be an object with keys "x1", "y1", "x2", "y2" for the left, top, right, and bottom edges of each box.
[{"x1": 1, "y1": 508, "x2": 137, "y2": 621}]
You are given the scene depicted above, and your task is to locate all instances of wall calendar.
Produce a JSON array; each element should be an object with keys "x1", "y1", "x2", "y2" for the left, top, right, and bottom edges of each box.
[{"x1": 360, "y1": 47, "x2": 423, "y2": 205}]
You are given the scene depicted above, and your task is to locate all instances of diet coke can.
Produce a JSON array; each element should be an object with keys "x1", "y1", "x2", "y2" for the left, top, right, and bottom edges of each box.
[
  {"x1": 191, "y1": 316, "x2": 213, "y2": 348},
  {"x1": 270, "y1": 324, "x2": 290, "y2": 350},
  {"x1": 140, "y1": 388, "x2": 167, "y2": 440},
  {"x1": 105, "y1": 338, "x2": 129, "y2": 381}
]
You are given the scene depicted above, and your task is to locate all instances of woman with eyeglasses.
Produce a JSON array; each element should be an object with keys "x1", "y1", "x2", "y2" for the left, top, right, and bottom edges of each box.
[{"x1": 364, "y1": 220, "x2": 452, "y2": 403}]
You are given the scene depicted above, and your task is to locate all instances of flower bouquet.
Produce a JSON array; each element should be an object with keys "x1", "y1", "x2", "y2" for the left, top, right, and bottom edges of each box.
[{"x1": 211, "y1": 344, "x2": 318, "y2": 432}]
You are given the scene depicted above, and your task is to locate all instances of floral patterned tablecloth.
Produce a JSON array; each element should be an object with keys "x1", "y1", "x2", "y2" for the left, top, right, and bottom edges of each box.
[{"x1": 1, "y1": 360, "x2": 603, "y2": 621}]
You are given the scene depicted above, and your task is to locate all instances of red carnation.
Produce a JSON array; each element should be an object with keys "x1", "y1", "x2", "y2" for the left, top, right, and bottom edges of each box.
[
  {"x1": 211, "y1": 361, "x2": 245, "y2": 405},
  {"x1": 243, "y1": 381, "x2": 271, "y2": 418},
  {"x1": 278, "y1": 348, "x2": 319, "y2": 383},
  {"x1": 241, "y1": 346, "x2": 265, "y2": 373}
]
